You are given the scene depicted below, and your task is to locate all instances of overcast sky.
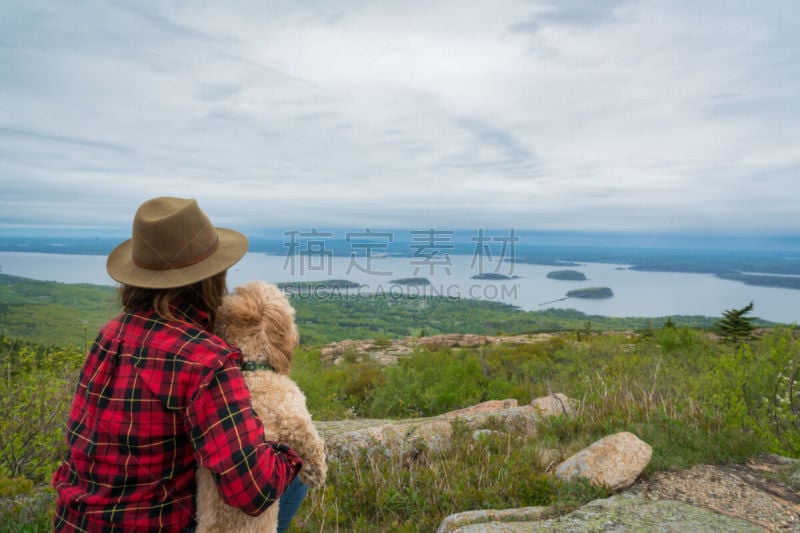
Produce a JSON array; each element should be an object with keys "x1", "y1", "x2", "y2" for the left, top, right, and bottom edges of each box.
[{"x1": 1, "y1": 0, "x2": 798, "y2": 236}]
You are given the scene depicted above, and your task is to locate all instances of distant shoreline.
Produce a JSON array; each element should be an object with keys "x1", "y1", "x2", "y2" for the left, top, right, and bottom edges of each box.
[
  {"x1": 1, "y1": 251, "x2": 798, "y2": 323},
  {"x1": 1, "y1": 239, "x2": 800, "y2": 291}
]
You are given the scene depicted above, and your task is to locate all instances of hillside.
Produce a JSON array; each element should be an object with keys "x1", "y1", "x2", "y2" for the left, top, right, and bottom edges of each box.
[
  {"x1": 0, "y1": 274, "x2": 731, "y2": 347},
  {"x1": 289, "y1": 326, "x2": 800, "y2": 530},
  {"x1": 0, "y1": 274, "x2": 118, "y2": 349},
  {"x1": 1, "y1": 298, "x2": 799, "y2": 530}
]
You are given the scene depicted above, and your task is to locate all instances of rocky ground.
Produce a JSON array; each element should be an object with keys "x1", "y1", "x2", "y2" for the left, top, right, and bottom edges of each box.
[
  {"x1": 319, "y1": 333, "x2": 562, "y2": 365},
  {"x1": 317, "y1": 395, "x2": 800, "y2": 532},
  {"x1": 316, "y1": 335, "x2": 800, "y2": 531},
  {"x1": 629, "y1": 455, "x2": 800, "y2": 531},
  {"x1": 436, "y1": 459, "x2": 800, "y2": 532}
]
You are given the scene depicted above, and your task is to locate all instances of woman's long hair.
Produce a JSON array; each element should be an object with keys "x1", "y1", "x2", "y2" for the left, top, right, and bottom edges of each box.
[{"x1": 118, "y1": 271, "x2": 228, "y2": 326}]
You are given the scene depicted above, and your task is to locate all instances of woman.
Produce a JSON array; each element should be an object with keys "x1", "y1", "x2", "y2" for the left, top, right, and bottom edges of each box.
[{"x1": 52, "y1": 197, "x2": 305, "y2": 532}]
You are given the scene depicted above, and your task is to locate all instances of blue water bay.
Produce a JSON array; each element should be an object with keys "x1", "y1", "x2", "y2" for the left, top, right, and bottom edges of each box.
[{"x1": 1, "y1": 251, "x2": 797, "y2": 324}]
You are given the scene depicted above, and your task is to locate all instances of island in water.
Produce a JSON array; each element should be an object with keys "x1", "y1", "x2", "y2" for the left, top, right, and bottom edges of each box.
[
  {"x1": 390, "y1": 277, "x2": 432, "y2": 286},
  {"x1": 470, "y1": 273, "x2": 520, "y2": 280},
  {"x1": 546, "y1": 269, "x2": 587, "y2": 281},
  {"x1": 566, "y1": 287, "x2": 614, "y2": 299},
  {"x1": 715, "y1": 271, "x2": 800, "y2": 290}
]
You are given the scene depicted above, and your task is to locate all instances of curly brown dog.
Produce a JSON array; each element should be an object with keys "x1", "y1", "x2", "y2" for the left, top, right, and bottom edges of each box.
[{"x1": 196, "y1": 281, "x2": 326, "y2": 533}]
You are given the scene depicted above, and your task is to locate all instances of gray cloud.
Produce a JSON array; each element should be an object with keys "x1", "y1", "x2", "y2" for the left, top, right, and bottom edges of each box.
[
  {"x1": 510, "y1": 0, "x2": 628, "y2": 33},
  {"x1": 0, "y1": 0, "x2": 798, "y2": 234},
  {"x1": 454, "y1": 117, "x2": 535, "y2": 163},
  {"x1": 108, "y1": 2, "x2": 220, "y2": 43},
  {"x1": 0, "y1": 127, "x2": 130, "y2": 153}
]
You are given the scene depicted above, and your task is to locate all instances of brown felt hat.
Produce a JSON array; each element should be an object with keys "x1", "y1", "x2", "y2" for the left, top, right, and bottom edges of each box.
[{"x1": 106, "y1": 197, "x2": 248, "y2": 289}]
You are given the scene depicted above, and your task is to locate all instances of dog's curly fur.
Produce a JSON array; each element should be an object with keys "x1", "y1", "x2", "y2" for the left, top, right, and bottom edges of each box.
[{"x1": 195, "y1": 281, "x2": 327, "y2": 533}]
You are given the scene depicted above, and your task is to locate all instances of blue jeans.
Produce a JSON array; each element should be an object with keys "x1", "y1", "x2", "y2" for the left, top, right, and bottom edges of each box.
[{"x1": 277, "y1": 476, "x2": 309, "y2": 533}]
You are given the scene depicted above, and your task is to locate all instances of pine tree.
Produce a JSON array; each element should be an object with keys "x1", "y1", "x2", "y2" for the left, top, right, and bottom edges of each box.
[{"x1": 715, "y1": 302, "x2": 755, "y2": 343}]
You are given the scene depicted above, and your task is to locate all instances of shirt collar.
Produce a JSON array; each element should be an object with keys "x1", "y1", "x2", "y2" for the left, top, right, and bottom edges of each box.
[{"x1": 171, "y1": 300, "x2": 211, "y2": 329}]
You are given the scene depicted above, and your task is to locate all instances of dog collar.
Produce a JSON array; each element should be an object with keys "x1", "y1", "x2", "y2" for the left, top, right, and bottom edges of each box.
[{"x1": 240, "y1": 361, "x2": 276, "y2": 372}]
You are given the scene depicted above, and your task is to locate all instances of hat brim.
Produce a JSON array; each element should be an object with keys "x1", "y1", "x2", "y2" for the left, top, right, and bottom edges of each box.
[{"x1": 106, "y1": 227, "x2": 248, "y2": 289}]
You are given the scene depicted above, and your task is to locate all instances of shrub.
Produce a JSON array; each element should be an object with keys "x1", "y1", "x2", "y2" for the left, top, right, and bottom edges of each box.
[
  {"x1": 0, "y1": 340, "x2": 83, "y2": 482},
  {"x1": 0, "y1": 484, "x2": 55, "y2": 532},
  {"x1": 0, "y1": 475, "x2": 33, "y2": 498},
  {"x1": 368, "y1": 349, "x2": 488, "y2": 417},
  {"x1": 292, "y1": 348, "x2": 386, "y2": 419}
]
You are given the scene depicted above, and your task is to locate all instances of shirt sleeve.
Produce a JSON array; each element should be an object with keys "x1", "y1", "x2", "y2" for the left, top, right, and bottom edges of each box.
[{"x1": 185, "y1": 356, "x2": 304, "y2": 516}]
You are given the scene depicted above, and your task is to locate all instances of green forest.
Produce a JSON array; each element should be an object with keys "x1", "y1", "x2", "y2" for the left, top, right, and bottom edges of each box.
[
  {"x1": 0, "y1": 273, "x2": 738, "y2": 349},
  {"x1": 0, "y1": 274, "x2": 798, "y2": 531}
]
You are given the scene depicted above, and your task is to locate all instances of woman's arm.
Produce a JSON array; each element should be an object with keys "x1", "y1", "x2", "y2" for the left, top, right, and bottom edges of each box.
[{"x1": 186, "y1": 357, "x2": 303, "y2": 516}]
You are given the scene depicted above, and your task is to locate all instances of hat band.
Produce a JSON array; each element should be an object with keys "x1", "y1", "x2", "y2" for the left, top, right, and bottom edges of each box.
[{"x1": 133, "y1": 236, "x2": 221, "y2": 271}]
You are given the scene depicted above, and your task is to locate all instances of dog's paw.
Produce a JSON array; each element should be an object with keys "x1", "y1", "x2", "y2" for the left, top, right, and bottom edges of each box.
[{"x1": 299, "y1": 462, "x2": 327, "y2": 488}]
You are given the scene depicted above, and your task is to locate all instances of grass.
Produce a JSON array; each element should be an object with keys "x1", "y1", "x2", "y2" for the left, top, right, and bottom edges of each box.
[
  {"x1": 0, "y1": 479, "x2": 54, "y2": 533},
  {"x1": 292, "y1": 421, "x2": 610, "y2": 532},
  {"x1": 287, "y1": 391, "x2": 765, "y2": 532},
  {"x1": 281, "y1": 327, "x2": 795, "y2": 531},
  {"x1": 0, "y1": 274, "x2": 797, "y2": 531}
]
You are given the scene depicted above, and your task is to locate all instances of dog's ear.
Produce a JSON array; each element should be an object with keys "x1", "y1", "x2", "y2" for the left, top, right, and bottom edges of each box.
[
  {"x1": 215, "y1": 283, "x2": 261, "y2": 337},
  {"x1": 252, "y1": 282, "x2": 298, "y2": 375},
  {"x1": 229, "y1": 284, "x2": 265, "y2": 325},
  {"x1": 219, "y1": 281, "x2": 299, "y2": 375}
]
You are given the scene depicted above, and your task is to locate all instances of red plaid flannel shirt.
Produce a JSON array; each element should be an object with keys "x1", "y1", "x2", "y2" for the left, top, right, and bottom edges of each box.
[{"x1": 52, "y1": 302, "x2": 303, "y2": 532}]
